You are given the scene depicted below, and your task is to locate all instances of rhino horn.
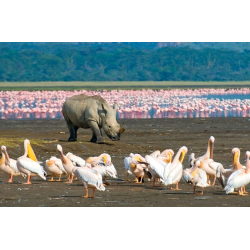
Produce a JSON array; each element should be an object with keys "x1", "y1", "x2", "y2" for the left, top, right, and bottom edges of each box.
[{"x1": 119, "y1": 127, "x2": 125, "y2": 134}]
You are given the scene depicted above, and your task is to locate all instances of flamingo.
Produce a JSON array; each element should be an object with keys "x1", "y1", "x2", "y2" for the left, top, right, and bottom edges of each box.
[{"x1": 16, "y1": 139, "x2": 46, "y2": 184}]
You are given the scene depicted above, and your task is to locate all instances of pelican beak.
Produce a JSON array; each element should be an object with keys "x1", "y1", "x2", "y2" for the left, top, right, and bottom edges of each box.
[
  {"x1": 27, "y1": 143, "x2": 38, "y2": 162},
  {"x1": 136, "y1": 161, "x2": 149, "y2": 166},
  {"x1": 190, "y1": 165, "x2": 198, "y2": 177},
  {"x1": 179, "y1": 150, "x2": 186, "y2": 163},
  {"x1": 168, "y1": 152, "x2": 172, "y2": 163},
  {"x1": 233, "y1": 152, "x2": 237, "y2": 168},
  {"x1": 102, "y1": 156, "x2": 107, "y2": 165}
]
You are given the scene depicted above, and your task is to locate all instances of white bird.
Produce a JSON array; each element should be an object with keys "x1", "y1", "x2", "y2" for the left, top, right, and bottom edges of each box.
[
  {"x1": 225, "y1": 151, "x2": 250, "y2": 195},
  {"x1": 92, "y1": 161, "x2": 118, "y2": 179},
  {"x1": 17, "y1": 139, "x2": 46, "y2": 184},
  {"x1": 183, "y1": 160, "x2": 209, "y2": 195},
  {"x1": 144, "y1": 154, "x2": 172, "y2": 187},
  {"x1": 72, "y1": 164, "x2": 105, "y2": 198},
  {"x1": 86, "y1": 153, "x2": 117, "y2": 183},
  {"x1": 190, "y1": 136, "x2": 216, "y2": 185},
  {"x1": 216, "y1": 148, "x2": 246, "y2": 192},
  {"x1": 66, "y1": 152, "x2": 86, "y2": 167},
  {"x1": 144, "y1": 146, "x2": 188, "y2": 190},
  {"x1": 124, "y1": 153, "x2": 134, "y2": 181},
  {"x1": 0, "y1": 145, "x2": 25, "y2": 183},
  {"x1": 162, "y1": 146, "x2": 188, "y2": 190},
  {"x1": 129, "y1": 154, "x2": 147, "y2": 183},
  {"x1": 57, "y1": 144, "x2": 75, "y2": 183},
  {"x1": 45, "y1": 156, "x2": 67, "y2": 181}
]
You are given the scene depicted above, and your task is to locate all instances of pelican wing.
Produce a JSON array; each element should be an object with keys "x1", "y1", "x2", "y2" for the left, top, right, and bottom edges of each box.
[
  {"x1": 8, "y1": 159, "x2": 19, "y2": 173},
  {"x1": 66, "y1": 153, "x2": 86, "y2": 167},
  {"x1": 106, "y1": 163, "x2": 117, "y2": 178},
  {"x1": 75, "y1": 167, "x2": 105, "y2": 191},
  {"x1": 18, "y1": 158, "x2": 46, "y2": 180},
  {"x1": 227, "y1": 168, "x2": 245, "y2": 184},
  {"x1": 146, "y1": 155, "x2": 166, "y2": 180},
  {"x1": 124, "y1": 157, "x2": 132, "y2": 174}
]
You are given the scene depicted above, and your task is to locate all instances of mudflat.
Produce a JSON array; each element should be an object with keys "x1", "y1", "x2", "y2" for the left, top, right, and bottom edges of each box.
[{"x1": 0, "y1": 117, "x2": 250, "y2": 207}]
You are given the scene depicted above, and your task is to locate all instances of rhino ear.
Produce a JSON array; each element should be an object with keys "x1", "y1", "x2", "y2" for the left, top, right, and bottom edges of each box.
[
  {"x1": 113, "y1": 103, "x2": 119, "y2": 111},
  {"x1": 102, "y1": 103, "x2": 108, "y2": 113},
  {"x1": 119, "y1": 127, "x2": 125, "y2": 134}
]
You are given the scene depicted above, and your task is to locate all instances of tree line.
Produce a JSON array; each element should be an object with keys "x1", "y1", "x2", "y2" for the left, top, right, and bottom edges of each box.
[{"x1": 1, "y1": 43, "x2": 250, "y2": 82}]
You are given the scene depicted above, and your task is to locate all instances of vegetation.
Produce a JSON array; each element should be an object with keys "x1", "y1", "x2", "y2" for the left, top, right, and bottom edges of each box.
[
  {"x1": 1, "y1": 81, "x2": 250, "y2": 91},
  {"x1": 1, "y1": 43, "x2": 250, "y2": 82}
]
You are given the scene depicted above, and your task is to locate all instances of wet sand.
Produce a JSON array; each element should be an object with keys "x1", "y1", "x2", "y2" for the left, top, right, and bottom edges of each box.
[{"x1": 1, "y1": 117, "x2": 250, "y2": 207}]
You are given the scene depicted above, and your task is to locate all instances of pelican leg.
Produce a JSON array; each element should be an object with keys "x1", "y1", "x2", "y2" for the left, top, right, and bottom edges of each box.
[
  {"x1": 65, "y1": 174, "x2": 73, "y2": 183},
  {"x1": 212, "y1": 177, "x2": 216, "y2": 185},
  {"x1": 243, "y1": 186, "x2": 248, "y2": 194},
  {"x1": 134, "y1": 177, "x2": 138, "y2": 182},
  {"x1": 7, "y1": 174, "x2": 13, "y2": 183},
  {"x1": 91, "y1": 188, "x2": 96, "y2": 198},
  {"x1": 193, "y1": 185, "x2": 196, "y2": 194},
  {"x1": 49, "y1": 174, "x2": 55, "y2": 181},
  {"x1": 172, "y1": 182, "x2": 181, "y2": 190},
  {"x1": 152, "y1": 178, "x2": 156, "y2": 187},
  {"x1": 23, "y1": 175, "x2": 32, "y2": 185},
  {"x1": 139, "y1": 176, "x2": 143, "y2": 183},
  {"x1": 57, "y1": 174, "x2": 61, "y2": 181},
  {"x1": 200, "y1": 187, "x2": 204, "y2": 195},
  {"x1": 207, "y1": 175, "x2": 211, "y2": 185},
  {"x1": 126, "y1": 172, "x2": 130, "y2": 181},
  {"x1": 83, "y1": 188, "x2": 89, "y2": 198}
]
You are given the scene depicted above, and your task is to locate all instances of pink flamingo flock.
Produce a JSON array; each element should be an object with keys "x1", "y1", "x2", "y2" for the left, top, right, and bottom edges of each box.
[{"x1": 1, "y1": 88, "x2": 250, "y2": 120}]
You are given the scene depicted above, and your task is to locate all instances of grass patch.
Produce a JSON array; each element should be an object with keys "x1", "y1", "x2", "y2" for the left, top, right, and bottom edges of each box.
[
  {"x1": 0, "y1": 81, "x2": 250, "y2": 90},
  {"x1": 0, "y1": 138, "x2": 53, "y2": 148}
]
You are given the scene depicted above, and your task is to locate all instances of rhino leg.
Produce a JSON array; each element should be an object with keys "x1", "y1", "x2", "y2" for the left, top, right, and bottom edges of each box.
[
  {"x1": 88, "y1": 120, "x2": 104, "y2": 144},
  {"x1": 66, "y1": 120, "x2": 77, "y2": 141}
]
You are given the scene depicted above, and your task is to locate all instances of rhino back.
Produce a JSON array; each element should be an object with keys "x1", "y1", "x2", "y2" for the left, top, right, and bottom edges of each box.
[{"x1": 62, "y1": 94, "x2": 107, "y2": 127}]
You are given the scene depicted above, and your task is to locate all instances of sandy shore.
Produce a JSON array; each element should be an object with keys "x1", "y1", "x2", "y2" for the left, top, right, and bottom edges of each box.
[{"x1": 0, "y1": 117, "x2": 250, "y2": 207}]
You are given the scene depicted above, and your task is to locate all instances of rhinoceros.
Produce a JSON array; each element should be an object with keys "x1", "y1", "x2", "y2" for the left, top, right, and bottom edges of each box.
[{"x1": 62, "y1": 94, "x2": 125, "y2": 143}]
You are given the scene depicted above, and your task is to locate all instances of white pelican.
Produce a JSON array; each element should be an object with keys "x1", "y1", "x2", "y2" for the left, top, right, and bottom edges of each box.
[
  {"x1": 143, "y1": 154, "x2": 172, "y2": 187},
  {"x1": 0, "y1": 145, "x2": 25, "y2": 183},
  {"x1": 183, "y1": 160, "x2": 209, "y2": 195},
  {"x1": 225, "y1": 151, "x2": 250, "y2": 195},
  {"x1": 72, "y1": 164, "x2": 105, "y2": 198},
  {"x1": 57, "y1": 144, "x2": 75, "y2": 183},
  {"x1": 86, "y1": 153, "x2": 112, "y2": 167},
  {"x1": 162, "y1": 146, "x2": 188, "y2": 190},
  {"x1": 124, "y1": 153, "x2": 134, "y2": 181},
  {"x1": 143, "y1": 146, "x2": 188, "y2": 190},
  {"x1": 45, "y1": 156, "x2": 67, "y2": 181},
  {"x1": 129, "y1": 154, "x2": 147, "y2": 183},
  {"x1": 66, "y1": 152, "x2": 86, "y2": 167},
  {"x1": 16, "y1": 139, "x2": 46, "y2": 184},
  {"x1": 92, "y1": 161, "x2": 118, "y2": 179},
  {"x1": 216, "y1": 148, "x2": 246, "y2": 193},
  {"x1": 191, "y1": 136, "x2": 216, "y2": 185}
]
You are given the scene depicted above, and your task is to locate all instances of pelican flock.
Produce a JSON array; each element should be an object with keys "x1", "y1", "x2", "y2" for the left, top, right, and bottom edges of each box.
[{"x1": 1, "y1": 135, "x2": 250, "y2": 198}]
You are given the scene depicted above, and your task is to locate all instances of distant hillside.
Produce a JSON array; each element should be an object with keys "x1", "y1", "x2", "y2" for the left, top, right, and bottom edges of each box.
[
  {"x1": 1, "y1": 43, "x2": 250, "y2": 82},
  {"x1": 1, "y1": 42, "x2": 250, "y2": 53}
]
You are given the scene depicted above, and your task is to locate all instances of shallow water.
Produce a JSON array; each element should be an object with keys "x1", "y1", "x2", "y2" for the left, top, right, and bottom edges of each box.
[{"x1": 1, "y1": 89, "x2": 250, "y2": 119}]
